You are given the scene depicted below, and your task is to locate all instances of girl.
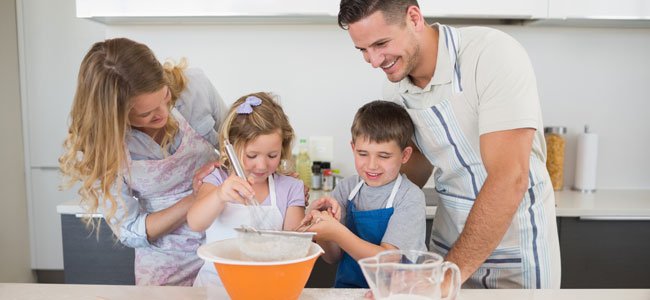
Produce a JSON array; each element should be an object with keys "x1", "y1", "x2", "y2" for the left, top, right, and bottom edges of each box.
[
  {"x1": 187, "y1": 92, "x2": 305, "y2": 286},
  {"x1": 59, "y1": 38, "x2": 227, "y2": 286}
]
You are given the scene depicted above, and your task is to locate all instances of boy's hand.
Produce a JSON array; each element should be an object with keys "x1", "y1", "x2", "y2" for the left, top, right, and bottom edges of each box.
[
  {"x1": 304, "y1": 210, "x2": 340, "y2": 241},
  {"x1": 192, "y1": 160, "x2": 221, "y2": 196},
  {"x1": 306, "y1": 197, "x2": 341, "y2": 221}
]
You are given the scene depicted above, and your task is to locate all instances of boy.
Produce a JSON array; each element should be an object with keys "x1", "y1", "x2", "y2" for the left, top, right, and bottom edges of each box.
[{"x1": 304, "y1": 100, "x2": 427, "y2": 288}]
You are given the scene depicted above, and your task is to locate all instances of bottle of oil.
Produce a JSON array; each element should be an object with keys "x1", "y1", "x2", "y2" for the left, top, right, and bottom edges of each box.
[{"x1": 296, "y1": 138, "x2": 312, "y2": 187}]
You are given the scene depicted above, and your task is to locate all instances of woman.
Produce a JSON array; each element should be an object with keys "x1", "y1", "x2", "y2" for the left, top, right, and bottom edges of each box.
[{"x1": 59, "y1": 37, "x2": 227, "y2": 286}]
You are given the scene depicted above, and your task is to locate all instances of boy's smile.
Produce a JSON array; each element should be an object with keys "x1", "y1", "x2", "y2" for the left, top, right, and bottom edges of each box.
[{"x1": 351, "y1": 138, "x2": 412, "y2": 187}]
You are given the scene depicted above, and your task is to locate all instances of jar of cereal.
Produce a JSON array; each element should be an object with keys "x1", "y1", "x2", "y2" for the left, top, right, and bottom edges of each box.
[{"x1": 544, "y1": 126, "x2": 567, "y2": 191}]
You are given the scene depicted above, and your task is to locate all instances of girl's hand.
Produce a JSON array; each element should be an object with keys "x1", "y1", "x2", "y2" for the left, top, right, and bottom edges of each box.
[
  {"x1": 217, "y1": 174, "x2": 255, "y2": 205},
  {"x1": 306, "y1": 197, "x2": 341, "y2": 221},
  {"x1": 304, "y1": 209, "x2": 340, "y2": 241}
]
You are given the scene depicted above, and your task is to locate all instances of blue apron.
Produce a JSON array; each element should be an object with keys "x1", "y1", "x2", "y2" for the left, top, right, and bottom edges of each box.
[{"x1": 334, "y1": 175, "x2": 402, "y2": 288}]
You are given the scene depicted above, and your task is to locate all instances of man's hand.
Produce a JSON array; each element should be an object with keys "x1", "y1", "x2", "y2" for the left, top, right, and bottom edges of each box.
[{"x1": 192, "y1": 161, "x2": 221, "y2": 196}]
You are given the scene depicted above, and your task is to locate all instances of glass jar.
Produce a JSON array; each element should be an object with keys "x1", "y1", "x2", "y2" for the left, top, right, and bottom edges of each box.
[{"x1": 544, "y1": 126, "x2": 567, "y2": 191}]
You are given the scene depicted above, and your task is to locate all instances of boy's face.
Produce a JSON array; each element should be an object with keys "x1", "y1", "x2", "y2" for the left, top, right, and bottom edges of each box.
[{"x1": 351, "y1": 138, "x2": 412, "y2": 187}]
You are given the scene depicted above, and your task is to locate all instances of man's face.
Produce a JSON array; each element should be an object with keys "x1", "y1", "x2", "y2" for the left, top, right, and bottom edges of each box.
[{"x1": 348, "y1": 10, "x2": 420, "y2": 83}]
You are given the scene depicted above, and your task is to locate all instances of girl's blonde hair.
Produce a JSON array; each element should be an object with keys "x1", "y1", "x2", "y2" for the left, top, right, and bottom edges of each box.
[
  {"x1": 218, "y1": 92, "x2": 295, "y2": 172},
  {"x1": 59, "y1": 37, "x2": 187, "y2": 232}
]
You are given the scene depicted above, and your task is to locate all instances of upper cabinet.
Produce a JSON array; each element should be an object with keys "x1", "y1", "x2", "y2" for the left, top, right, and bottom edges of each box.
[
  {"x1": 76, "y1": 0, "x2": 650, "y2": 25},
  {"x1": 420, "y1": 0, "x2": 547, "y2": 19},
  {"x1": 548, "y1": 0, "x2": 650, "y2": 20},
  {"x1": 76, "y1": 0, "x2": 340, "y2": 23}
]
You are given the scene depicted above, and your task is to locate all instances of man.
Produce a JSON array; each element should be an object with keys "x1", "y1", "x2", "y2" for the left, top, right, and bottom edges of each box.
[{"x1": 338, "y1": 0, "x2": 561, "y2": 289}]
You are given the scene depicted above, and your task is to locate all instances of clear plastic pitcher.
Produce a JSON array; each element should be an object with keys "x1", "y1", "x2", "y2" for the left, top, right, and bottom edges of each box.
[{"x1": 358, "y1": 250, "x2": 461, "y2": 300}]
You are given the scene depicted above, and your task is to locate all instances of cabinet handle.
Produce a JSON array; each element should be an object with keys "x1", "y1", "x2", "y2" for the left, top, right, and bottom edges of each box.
[
  {"x1": 579, "y1": 216, "x2": 650, "y2": 221},
  {"x1": 75, "y1": 213, "x2": 103, "y2": 218}
]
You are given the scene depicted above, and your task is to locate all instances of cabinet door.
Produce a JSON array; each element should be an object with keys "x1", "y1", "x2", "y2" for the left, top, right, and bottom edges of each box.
[
  {"x1": 549, "y1": 0, "x2": 650, "y2": 19},
  {"x1": 558, "y1": 217, "x2": 650, "y2": 288},
  {"x1": 76, "y1": 0, "x2": 340, "y2": 18},
  {"x1": 61, "y1": 215, "x2": 135, "y2": 284},
  {"x1": 421, "y1": 0, "x2": 547, "y2": 19}
]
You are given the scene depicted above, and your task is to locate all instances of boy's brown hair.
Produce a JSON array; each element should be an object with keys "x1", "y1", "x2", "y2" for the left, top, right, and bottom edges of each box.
[{"x1": 351, "y1": 100, "x2": 414, "y2": 149}]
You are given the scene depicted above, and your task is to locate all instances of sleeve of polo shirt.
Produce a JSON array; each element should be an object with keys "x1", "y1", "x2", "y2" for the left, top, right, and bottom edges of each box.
[{"x1": 475, "y1": 30, "x2": 542, "y2": 135}]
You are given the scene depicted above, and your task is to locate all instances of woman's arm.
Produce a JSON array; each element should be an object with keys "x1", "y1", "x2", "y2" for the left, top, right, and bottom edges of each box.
[{"x1": 143, "y1": 193, "x2": 196, "y2": 242}]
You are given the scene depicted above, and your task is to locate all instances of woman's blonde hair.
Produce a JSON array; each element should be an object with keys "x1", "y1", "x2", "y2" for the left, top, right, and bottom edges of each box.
[
  {"x1": 218, "y1": 92, "x2": 295, "y2": 172},
  {"x1": 59, "y1": 37, "x2": 187, "y2": 232}
]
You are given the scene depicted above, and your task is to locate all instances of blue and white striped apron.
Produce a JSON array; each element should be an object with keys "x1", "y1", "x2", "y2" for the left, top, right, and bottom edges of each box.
[{"x1": 398, "y1": 24, "x2": 560, "y2": 289}]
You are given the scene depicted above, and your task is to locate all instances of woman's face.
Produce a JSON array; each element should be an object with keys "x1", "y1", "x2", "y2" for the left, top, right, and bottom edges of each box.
[
  {"x1": 242, "y1": 130, "x2": 283, "y2": 185},
  {"x1": 129, "y1": 86, "x2": 171, "y2": 132}
]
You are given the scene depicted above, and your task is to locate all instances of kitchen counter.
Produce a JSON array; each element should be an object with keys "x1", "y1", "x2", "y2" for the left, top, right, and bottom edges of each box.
[
  {"x1": 554, "y1": 189, "x2": 650, "y2": 218},
  {"x1": 57, "y1": 189, "x2": 650, "y2": 218},
  {"x1": 1, "y1": 283, "x2": 649, "y2": 300}
]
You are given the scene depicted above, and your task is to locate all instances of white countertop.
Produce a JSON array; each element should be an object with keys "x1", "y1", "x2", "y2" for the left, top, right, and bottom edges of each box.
[
  {"x1": 554, "y1": 189, "x2": 650, "y2": 218},
  {"x1": 57, "y1": 189, "x2": 650, "y2": 218},
  {"x1": 1, "y1": 284, "x2": 649, "y2": 300}
]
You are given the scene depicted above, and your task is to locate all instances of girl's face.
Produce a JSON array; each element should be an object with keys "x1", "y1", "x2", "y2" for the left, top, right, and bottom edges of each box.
[
  {"x1": 129, "y1": 86, "x2": 171, "y2": 134},
  {"x1": 242, "y1": 130, "x2": 283, "y2": 185}
]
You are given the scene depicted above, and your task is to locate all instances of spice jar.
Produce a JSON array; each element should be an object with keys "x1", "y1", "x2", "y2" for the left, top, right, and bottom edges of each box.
[{"x1": 544, "y1": 126, "x2": 567, "y2": 191}]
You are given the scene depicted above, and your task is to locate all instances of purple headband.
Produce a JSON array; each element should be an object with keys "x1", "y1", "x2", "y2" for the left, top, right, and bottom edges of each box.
[{"x1": 236, "y1": 96, "x2": 262, "y2": 114}]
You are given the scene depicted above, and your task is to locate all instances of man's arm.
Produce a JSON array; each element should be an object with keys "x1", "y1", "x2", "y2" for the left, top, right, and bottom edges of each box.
[
  {"x1": 445, "y1": 128, "x2": 534, "y2": 283},
  {"x1": 400, "y1": 140, "x2": 433, "y2": 188}
]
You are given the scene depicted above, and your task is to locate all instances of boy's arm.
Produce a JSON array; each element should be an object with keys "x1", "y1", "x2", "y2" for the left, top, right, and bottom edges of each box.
[
  {"x1": 315, "y1": 239, "x2": 342, "y2": 264},
  {"x1": 307, "y1": 210, "x2": 397, "y2": 261}
]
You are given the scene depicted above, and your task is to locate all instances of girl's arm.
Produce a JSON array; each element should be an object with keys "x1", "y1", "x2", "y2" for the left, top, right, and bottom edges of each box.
[
  {"x1": 283, "y1": 206, "x2": 306, "y2": 231},
  {"x1": 187, "y1": 174, "x2": 254, "y2": 232}
]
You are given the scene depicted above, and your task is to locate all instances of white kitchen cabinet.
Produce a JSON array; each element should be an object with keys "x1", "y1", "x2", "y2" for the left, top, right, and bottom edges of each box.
[
  {"x1": 421, "y1": 0, "x2": 547, "y2": 19},
  {"x1": 76, "y1": 0, "x2": 340, "y2": 23},
  {"x1": 29, "y1": 168, "x2": 78, "y2": 269},
  {"x1": 548, "y1": 0, "x2": 650, "y2": 20},
  {"x1": 18, "y1": 0, "x2": 104, "y2": 270}
]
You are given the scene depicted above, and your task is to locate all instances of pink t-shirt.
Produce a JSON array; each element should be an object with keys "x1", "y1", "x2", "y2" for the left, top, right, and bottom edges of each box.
[{"x1": 203, "y1": 168, "x2": 305, "y2": 217}]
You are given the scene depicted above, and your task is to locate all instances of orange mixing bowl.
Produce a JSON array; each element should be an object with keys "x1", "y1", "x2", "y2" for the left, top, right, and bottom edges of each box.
[{"x1": 197, "y1": 238, "x2": 323, "y2": 300}]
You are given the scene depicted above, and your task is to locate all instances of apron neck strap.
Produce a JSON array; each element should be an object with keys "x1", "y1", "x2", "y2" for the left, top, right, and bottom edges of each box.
[
  {"x1": 268, "y1": 173, "x2": 277, "y2": 206},
  {"x1": 439, "y1": 24, "x2": 463, "y2": 93},
  {"x1": 347, "y1": 174, "x2": 403, "y2": 209}
]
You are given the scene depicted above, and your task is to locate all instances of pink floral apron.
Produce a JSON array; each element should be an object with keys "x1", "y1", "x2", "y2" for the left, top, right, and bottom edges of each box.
[{"x1": 126, "y1": 108, "x2": 219, "y2": 286}]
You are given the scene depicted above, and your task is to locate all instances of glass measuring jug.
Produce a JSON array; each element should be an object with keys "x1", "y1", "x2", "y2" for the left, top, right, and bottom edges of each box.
[{"x1": 359, "y1": 250, "x2": 461, "y2": 300}]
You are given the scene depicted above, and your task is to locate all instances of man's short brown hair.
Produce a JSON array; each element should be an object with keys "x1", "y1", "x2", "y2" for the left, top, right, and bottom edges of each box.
[{"x1": 338, "y1": 0, "x2": 419, "y2": 29}]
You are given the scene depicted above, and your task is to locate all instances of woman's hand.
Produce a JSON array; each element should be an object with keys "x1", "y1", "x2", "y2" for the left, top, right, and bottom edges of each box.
[
  {"x1": 285, "y1": 171, "x2": 310, "y2": 205},
  {"x1": 192, "y1": 160, "x2": 221, "y2": 196}
]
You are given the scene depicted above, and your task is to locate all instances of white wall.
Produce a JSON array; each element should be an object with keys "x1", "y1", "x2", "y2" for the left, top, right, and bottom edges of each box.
[
  {"x1": 108, "y1": 23, "x2": 650, "y2": 189},
  {"x1": 1, "y1": 0, "x2": 35, "y2": 282},
  {"x1": 15, "y1": 0, "x2": 650, "y2": 270}
]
